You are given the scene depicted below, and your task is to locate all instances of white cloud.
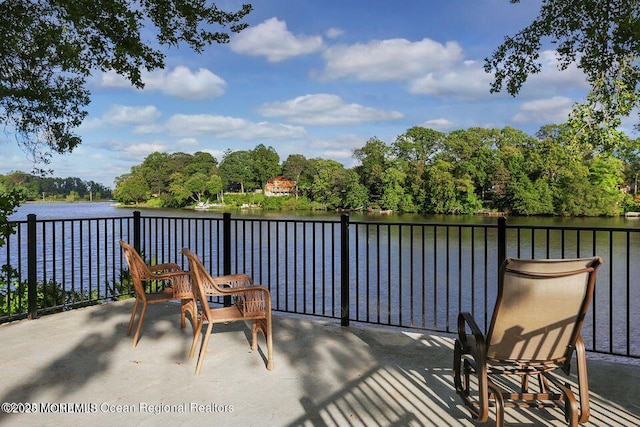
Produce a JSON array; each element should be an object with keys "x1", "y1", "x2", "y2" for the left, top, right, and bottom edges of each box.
[
  {"x1": 123, "y1": 142, "x2": 169, "y2": 156},
  {"x1": 305, "y1": 134, "x2": 365, "y2": 162},
  {"x1": 103, "y1": 105, "x2": 162, "y2": 126},
  {"x1": 258, "y1": 93, "x2": 403, "y2": 125},
  {"x1": 408, "y1": 61, "x2": 493, "y2": 100},
  {"x1": 511, "y1": 96, "x2": 574, "y2": 124},
  {"x1": 325, "y1": 27, "x2": 344, "y2": 39},
  {"x1": 144, "y1": 114, "x2": 309, "y2": 140},
  {"x1": 321, "y1": 38, "x2": 463, "y2": 81},
  {"x1": 177, "y1": 138, "x2": 199, "y2": 147},
  {"x1": 80, "y1": 105, "x2": 161, "y2": 132},
  {"x1": 159, "y1": 67, "x2": 226, "y2": 100},
  {"x1": 230, "y1": 17, "x2": 324, "y2": 62},
  {"x1": 422, "y1": 118, "x2": 455, "y2": 131},
  {"x1": 100, "y1": 66, "x2": 226, "y2": 100}
]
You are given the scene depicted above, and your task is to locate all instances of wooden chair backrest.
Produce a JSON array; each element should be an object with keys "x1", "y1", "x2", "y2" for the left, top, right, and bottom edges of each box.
[
  {"x1": 486, "y1": 257, "x2": 602, "y2": 362},
  {"x1": 119, "y1": 240, "x2": 151, "y2": 298},
  {"x1": 181, "y1": 248, "x2": 253, "y2": 317}
]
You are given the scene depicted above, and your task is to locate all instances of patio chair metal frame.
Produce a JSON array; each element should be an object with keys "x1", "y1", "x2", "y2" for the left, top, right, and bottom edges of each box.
[
  {"x1": 453, "y1": 256, "x2": 602, "y2": 426},
  {"x1": 119, "y1": 240, "x2": 197, "y2": 347},
  {"x1": 182, "y1": 248, "x2": 274, "y2": 375}
]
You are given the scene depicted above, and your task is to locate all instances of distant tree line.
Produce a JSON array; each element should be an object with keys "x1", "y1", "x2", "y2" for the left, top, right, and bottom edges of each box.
[
  {"x1": 0, "y1": 171, "x2": 112, "y2": 202},
  {"x1": 113, "y1": 125, "x2": 640, "y2": 216}
]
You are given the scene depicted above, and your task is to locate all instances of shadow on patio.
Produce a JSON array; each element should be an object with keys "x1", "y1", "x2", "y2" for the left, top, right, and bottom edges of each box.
[{"x1": 0, "y1": 300, "x2": 638, "y2": 426}]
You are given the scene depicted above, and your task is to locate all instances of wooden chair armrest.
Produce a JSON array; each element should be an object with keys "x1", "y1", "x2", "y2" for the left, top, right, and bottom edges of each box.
[
  {"x1": 211, "y1": 274, "x2": 254, "y2": 288},
  {"x1": 207, "y1": 284, "x2": 270, "y2": 297},
  {"x1": 234, "y1": 285, "x2": 272, "y2": 316},
  {"x1": 149, "y1": 263, "x2": 183, "y2": 274}
]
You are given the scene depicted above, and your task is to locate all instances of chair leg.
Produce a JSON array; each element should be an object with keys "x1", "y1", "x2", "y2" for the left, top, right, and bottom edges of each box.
[
  {"x1": 131, "y1": 302, "x2": 148, "y2": 348},
  {"x1": 575, "y1": 337, "x2": 591, "y2": 424},
  {"x1": 265, "y1": 315, "x2": 274, "y2": 371},
  {"x1": 181, "y1": 299, "x2": 197, "y2": 334},
  {"x1": 251, "y1": 320, "x2": 259, "y2": 351},
  {"x1": 487, "y1": 380, "x2": 505, "y2": 427},
  {"x1": 195, "y1": 322, "x2": 214, "y2": 375},
  {"x1": 453, "y1": 340, "x2": 464, "y2": 393},
  {"x1": 189, "y1": 317, "x2": 204, "y2": 358},
  {"x1": 127, "y1": 298, "x2": 140, "y2": 336}
]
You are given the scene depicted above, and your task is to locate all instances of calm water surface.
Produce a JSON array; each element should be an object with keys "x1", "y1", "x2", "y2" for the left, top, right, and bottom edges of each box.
[{"x1": 11, "y1": 201, "x2": 640, "y2": 228}]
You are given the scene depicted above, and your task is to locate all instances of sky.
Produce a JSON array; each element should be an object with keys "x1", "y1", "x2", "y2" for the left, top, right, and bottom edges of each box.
[{"x1": 0, "y1": 0, "x2": 621, "y2": 188}]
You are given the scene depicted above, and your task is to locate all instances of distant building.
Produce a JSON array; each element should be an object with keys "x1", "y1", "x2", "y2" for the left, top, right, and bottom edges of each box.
[{"x1": 264, "y1": 176, "x2": 296, "y2": 196}]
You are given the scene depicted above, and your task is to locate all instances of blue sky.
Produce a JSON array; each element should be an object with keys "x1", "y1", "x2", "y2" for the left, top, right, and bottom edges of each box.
[{"x1": 0, "y1": 1, "x2": 604, "y2": 187}]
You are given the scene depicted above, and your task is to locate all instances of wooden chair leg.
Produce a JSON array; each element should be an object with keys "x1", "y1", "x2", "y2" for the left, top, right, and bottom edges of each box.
[
  {"x1": 189, "y1": 317, "x2": 204, "y2": 358},
  {"x1": 127, "y1": 298, "x2": 140, "y2": 336},
  {"x1": 265, "y1": 315, "x2": 273, "y2": 371},
  {"x1": 131, "y1": 302, "x2": 147, "y2": 348},
  {"x1": 251, "y1": 320, "x2": 259, "y2": 351},
  {"x1": 195, "y1": 322, "x2": 213, "y2": 375},
  {"x1": 181, "y1": 299, "x2": 197, "y2": 334}
]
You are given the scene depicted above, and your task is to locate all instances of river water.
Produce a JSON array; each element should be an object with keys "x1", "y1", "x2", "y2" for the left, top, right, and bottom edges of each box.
[{"x1": 11, "y1": 201, "x2": 640, "y2": 228}]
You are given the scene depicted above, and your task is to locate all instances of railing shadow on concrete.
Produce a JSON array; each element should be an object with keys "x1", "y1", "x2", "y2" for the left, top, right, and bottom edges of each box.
[
  {"x1": 0, "y1": 300, "x2": 638, "y2": 426},
  {"x1": 282, "y1": 323, "x2": 640, "y2": 427}
]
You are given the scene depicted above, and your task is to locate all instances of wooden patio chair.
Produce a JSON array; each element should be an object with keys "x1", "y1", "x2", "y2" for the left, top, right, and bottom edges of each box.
[
  {"x1": 181, "y1": 248, "x2": 274, "y2": 375},
  {"x1": 119, "y1": 240, "x2": 197, "y2": 347},
  {"x1": 453, "y1": 257, "x2": 602, "y2": 426}
]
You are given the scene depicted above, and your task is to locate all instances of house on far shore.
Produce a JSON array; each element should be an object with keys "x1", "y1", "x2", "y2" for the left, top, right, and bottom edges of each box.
[{"x1": 264, "y1": 176, "x2": 296, "y2": 196}]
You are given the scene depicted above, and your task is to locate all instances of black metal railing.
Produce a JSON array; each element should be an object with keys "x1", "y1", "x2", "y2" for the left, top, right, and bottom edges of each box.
[{"x1": 1, "y1": 212, "x2": 638, "y2": 359}]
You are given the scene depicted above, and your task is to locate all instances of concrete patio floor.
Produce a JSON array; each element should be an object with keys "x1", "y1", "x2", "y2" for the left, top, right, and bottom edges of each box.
[{"x1": 0, "y1": 300, "x2": 638, "y2": 427}]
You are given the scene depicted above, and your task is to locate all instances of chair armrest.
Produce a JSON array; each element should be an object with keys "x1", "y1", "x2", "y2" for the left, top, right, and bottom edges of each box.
[
  {"x1": 457, "y1": 312, "x2": 486, "y2": 354},
  {"x1": 149, "y1": 263, "x2": 183, "y2": 274},
  {"x1": 208, "y1": 284, "x2": 270, "y2": 298},
  {"x1": 234, "y1": 285, "x2": 272, "y2": 316},
  {"x1": 212, "y1": 274, "x2": 254, "y2": 289}
]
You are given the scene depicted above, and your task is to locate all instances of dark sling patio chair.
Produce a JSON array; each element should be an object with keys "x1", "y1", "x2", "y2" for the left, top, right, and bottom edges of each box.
[
  {"x1": 120, "y1": 240, "x2": 197, "y2": 347},
  {"x1": 453, "y1": 257, "x2": 602, "y2": 426}
]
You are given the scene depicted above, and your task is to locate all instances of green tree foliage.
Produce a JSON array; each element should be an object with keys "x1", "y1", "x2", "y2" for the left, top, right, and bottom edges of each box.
[
  {"x1": 0, "y1": 184, "x2": 27, "y2": 246},
  {"x1": 113, "y1": 173, "x2": 150, "y2": 205},
  {"x1": 0, "y1": 0, "x2": 252, "y2": 166},
  {"x1": 138, "y1": 152, "x2": 170, "y2": 196},
  {"x1": 0, "y1": 171, "x2": 111, "y2": 200},
  {"x1": 282, "y1": 154, "x2": 309, "y2": 198},
  {"x1": 353, "y1": 137, "x2": 391, "y2": 207},
  {"x1": 439, "y1": 128, "x2": 497, "y2": 201},
  {"x1": 486, "y1": 0, "x2": 640, "y2": 149},
  {"x1": 219, "y1": 150, "x2": 254, "y2": 193},
  {"x1": 186, "y1": 151, "x2": 218, "y2": 175},
  {"x1": 616, "y1": 136, "x2": 640, "y2": 194},
  {"x1": 380, "y1": 166, "x2": 416, "y2": 212},
  {"x1": 423, "y1": 160, "x2": 460, "y2": 214},
  {"x1": 393, "y1": 126, "x2": 446, "y2": 209},
  {"x1": 169, "y1": 172, "x2": 223, "y2": 205},
  {"x1": 282, "y1": 154, "x2": 308, "y2": 182},
  {"x1": 251, "y1": 144, "x2": 281, "y2": 190},
  {"x1": 114, "y1": 124, "x2": 637, "y2": 216},
  {"x1": 310, "y1": 159, "x2": 345, "y2": 209}
]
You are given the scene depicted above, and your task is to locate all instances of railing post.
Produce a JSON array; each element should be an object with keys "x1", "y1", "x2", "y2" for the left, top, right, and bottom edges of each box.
[
  {"x1": 497, "y1": 216, "x2": 507, "y2": 270},
  {"x1": 223, "y1": 212, "x2": 232, "y2": 307},
  {"x1": 340, "y1": 213, "x2": 350, "y2": 327},
  {"x1": 133, "y1": 211, "x2": 141, "y2": 254},
  {"x1": 27, "y1": 214, "x2": 37, "y2": 320}
]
